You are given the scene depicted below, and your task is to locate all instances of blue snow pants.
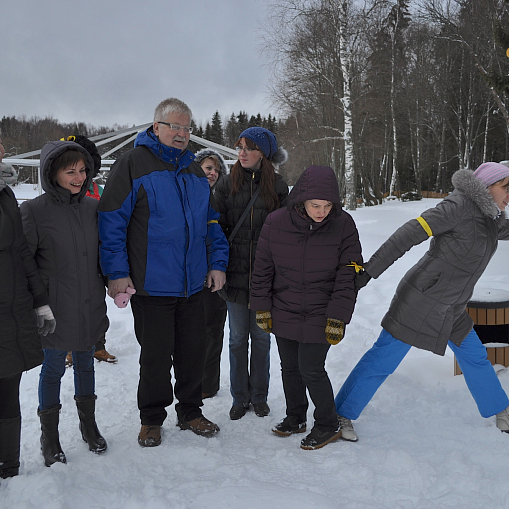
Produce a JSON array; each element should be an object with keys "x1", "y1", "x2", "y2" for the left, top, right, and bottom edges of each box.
[{"x1": 335, "y1": 328, "x2": 509, "y2": 420}]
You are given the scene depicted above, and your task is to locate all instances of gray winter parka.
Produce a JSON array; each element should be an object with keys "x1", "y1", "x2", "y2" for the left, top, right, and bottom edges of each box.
[
  {"x1": 20, "y1": 141, "x2": 109, "y2": 351},
  {"x1": 366, "y1": 169, "x2": 509, "y2": 356}
]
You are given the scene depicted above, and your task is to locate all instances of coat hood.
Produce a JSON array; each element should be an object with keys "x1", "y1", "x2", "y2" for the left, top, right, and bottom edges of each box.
[
  {"x1": 39, "y1": 140, "x2": 95, "y2": 203},
  {"x1": 287, "y1": 165, "x2": 342, "y2": 209},
  {"x1": 451, "y1": 168, "x2": 502, "y2": 219},
  {"x1": 194, "y1": 148, "x2": 228, "y2": 186}
]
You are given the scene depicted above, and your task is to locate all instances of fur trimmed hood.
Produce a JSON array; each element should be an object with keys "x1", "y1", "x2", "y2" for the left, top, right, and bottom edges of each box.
[
  {"x1": 194, "y1": 148, "x2": 228, "y2": 176},
  {"x1": 452, "y1": 168, "x2": 501, "y2": 220}
]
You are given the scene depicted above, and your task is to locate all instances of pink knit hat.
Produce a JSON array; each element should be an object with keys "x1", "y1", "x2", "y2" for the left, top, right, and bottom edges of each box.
[{"x1": 473, "y1": 162, "x2": 509, "y2": 187}]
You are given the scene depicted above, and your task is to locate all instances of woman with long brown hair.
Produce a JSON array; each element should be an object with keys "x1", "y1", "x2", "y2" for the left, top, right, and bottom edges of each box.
[{"x1": 214, "y1": 127, "x2": 289, "y2": 420}]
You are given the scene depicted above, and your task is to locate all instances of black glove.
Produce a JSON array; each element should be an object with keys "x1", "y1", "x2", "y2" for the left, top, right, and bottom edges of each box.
[{"x1": 355, "y1": 269, "x2": 372, "y2": 291}]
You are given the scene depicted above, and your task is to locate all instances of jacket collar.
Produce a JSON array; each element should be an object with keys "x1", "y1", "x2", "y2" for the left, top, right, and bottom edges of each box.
[
  {"x1": 451, "y1": 169, "x2": 502, "y2": 220},
  {"x1": 291, "y1": 203, "x2": 331, "y2": 231},
  {"x1": 134, "y1": 126, "x2": 195, "y2": 170}
]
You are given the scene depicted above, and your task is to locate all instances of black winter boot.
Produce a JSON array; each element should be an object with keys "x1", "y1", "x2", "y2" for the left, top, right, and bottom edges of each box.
[
  {"x1": 74, "y1": 395, "x2": 107, "y2": 453},
  {"x1": 0, "y1": 416, "x2": 21, "y2": 478},
  {"x1": 38, "y1": 405, "x2": 67, "y2": 467}
]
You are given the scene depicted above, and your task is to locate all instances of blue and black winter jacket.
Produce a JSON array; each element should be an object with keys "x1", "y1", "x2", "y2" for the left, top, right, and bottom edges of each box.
[{"x1": 98, "y1": 127, "x2": 229, "y2": 297}]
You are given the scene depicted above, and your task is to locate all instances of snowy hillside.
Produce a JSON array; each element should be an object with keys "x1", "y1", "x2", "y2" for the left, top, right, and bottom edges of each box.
[{"x1": 3, "y1": 185, "x2": 509, "y2": 509}]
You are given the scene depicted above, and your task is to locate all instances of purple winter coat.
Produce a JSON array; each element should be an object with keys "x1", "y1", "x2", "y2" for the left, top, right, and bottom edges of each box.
[{"x1": 250, "y1": 165, "x2": 362, "y2": 344}]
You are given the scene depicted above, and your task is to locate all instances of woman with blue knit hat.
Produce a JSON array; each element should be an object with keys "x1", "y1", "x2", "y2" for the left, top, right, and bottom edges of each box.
[
  {"x1": 335, "y1": 162, "x2": 509, "y2": 440},
  {"x1": 215, "y1": 127, "x2": 289, "y2": 420}
]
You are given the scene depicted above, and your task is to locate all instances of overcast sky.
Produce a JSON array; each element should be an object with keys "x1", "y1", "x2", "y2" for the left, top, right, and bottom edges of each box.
[{"x1": 1, "y1": 0, "x2": 275, "y2": 129}]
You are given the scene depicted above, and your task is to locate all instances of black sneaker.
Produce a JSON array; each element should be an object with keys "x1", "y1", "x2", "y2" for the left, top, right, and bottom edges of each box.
[
  {"x1": 229, "y1": 405, "x2": 248, "y2": 420},
  {"x1": 272, "y1": 416, "x2": 307, "y2": 436},
  {"x1": 300, "y1": 426, "x2": 341, "y2": 450},
  {"x1": 253, "y1": 402, "x2": 270, "y2": 417}
]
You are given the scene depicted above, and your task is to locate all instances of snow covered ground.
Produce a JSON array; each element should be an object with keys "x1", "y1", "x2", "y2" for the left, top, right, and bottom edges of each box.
[{"x1": 3, "y1": 185, "x2": 509, "y2": 509}]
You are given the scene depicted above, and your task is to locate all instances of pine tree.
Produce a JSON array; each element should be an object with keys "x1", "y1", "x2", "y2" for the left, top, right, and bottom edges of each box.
[
  {"x1": 187, "y1": 119, "x2": 202, "y2": 154},
  {"x1": 224, "y1": 113, "x2": 239, "y2": 147},
  {"x1": 264, "y1": 114, "x2": 278, "y2": 134},
  {"x1": 248, "y1": 115, "x2": 258, "y2": 127},
  {"x1": 195, "y1": 124, "x2": 204, "y2": 139},
  {"x1": 237, "y1": 111, "x2": 249, "y2": 132},
  {"x1": 208, "y1": 111, "x2": 225, "y2": 145}
]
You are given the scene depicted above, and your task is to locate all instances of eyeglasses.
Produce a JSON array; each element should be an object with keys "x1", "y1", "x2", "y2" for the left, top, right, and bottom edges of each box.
[
  {"x1": 157, "y1": 121, "x2": 193, "y2": 134},
  {"x1": 235, "y1": 146, "x2": 258, "y2": 154}
]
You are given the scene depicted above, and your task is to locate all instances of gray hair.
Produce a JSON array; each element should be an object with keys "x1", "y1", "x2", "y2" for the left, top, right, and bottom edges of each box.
[{"x1": 153, "y1": 98, "x2": 192, "y2": 122}]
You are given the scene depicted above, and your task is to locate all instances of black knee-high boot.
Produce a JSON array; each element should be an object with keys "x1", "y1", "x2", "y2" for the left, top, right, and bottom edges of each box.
[
  {"x1": 74, "y1": 395, "x2": 107, "y2": 453},
  {"x1": 38, "y1": 405, "x2": 66, "y2": 467},
  {"x1": 0, "y1": 415, "x2": 21, "y2": 478}
]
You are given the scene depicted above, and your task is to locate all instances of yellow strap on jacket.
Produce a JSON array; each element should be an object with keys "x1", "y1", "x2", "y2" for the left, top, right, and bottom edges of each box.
[{"x1": 416, "y1": 216, "x2": 432, "y2": 237}]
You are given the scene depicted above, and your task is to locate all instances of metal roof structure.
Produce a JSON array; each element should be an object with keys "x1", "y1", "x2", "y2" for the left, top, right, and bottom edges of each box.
[{"x1": 4, "y1": 122, "x2": 238, "y2": 168}]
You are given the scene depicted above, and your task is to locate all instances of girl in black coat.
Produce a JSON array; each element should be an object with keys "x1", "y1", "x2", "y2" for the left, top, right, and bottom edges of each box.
[
  {"x1": 214, "y1": 127, "x2": 289, "y2": 420},
  {"x1": 21, "y1": 140, "x2": 109, "y2": 467},
  {"x1": 0, "y1": 139, "x2": 54, "y2": 479},
  {"x1": 251, "y1": 165, "x2": 362, "y2": 450}
]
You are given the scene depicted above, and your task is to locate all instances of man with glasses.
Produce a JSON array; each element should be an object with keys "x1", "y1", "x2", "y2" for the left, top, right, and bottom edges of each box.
[{"x1": 98, "y1": 98, "x2": 229, "y2": 446}]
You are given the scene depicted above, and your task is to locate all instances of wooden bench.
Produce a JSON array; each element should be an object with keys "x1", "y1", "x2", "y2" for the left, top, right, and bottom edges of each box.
[{"x1": 454, "y1": 289, "x2": 509, "y2": 375}]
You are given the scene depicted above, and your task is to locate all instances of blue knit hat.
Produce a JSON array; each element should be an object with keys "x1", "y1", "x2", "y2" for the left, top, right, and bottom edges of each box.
[{"x1": 239, "y1": 127, "x2": 288, "y2": 164}]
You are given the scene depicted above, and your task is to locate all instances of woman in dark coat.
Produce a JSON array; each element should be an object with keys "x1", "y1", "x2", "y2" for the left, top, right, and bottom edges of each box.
[
  {"x1": 214, "y1": 127, "x2": 289, "y2": 420},
  {"x1": 0, "y1": 142, "x2": 55, "y2": 479},
  {"x1": 250, "y1": 165, "x2": 362, "y2": 450},
  {"x1": 194, "y1": 148, "x2": 228, "y2": 399},
  {"x1": 336, "y1": 162, "x2": 509, "y2": 437},
  {"x1": 20, "y1": 140, "x2": 109, "y2": 467}
]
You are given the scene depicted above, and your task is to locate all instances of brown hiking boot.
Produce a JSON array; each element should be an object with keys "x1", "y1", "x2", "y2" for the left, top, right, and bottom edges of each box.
[
  {"x1": 94, "y1": 349, "x2": 117, "y2": 363},
  {"x1": 177, "y1": 415, "x2": 219, "y2": 437},
  {"x1": 138, "y1": 425, "x2": 161, "y2": 447},
  {"x1": 65, "y1": 352, "x2": 73, "y2": 368}
]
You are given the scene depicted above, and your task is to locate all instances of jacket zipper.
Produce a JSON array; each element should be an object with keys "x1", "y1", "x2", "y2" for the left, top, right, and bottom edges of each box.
[
  {"x1": 69, "y1": 202, "x2": 84, "y2": 348},
  {"x1": 301, "y1": 225, "x2": 311, "y2": 320},
  {"x1": 248, "y1": 172, "x2": 255, "y2": 308},
  {"x1": 182, "y1": 177, "x2": 189, "y2": 297}
]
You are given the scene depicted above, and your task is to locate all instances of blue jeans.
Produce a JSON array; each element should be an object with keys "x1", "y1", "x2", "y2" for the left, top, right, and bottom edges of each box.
[
  {"x1": 335, "y1": 328, "x2": 509, "y2": 420},
  {"x1": 38, "y1": 348, "x2": 95, "y2": 411},
  {"x1": 227, "y1": 301, "x2": 270, "y2": 407}
]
